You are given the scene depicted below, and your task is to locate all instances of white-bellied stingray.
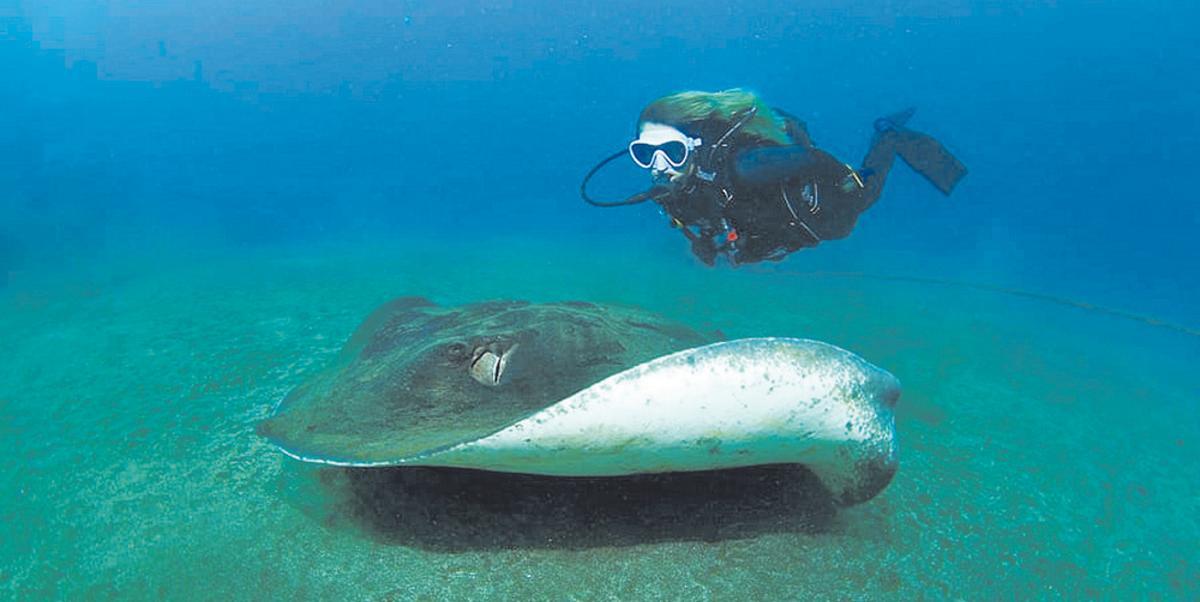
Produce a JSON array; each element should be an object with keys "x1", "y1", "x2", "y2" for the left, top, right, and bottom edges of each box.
[{"x1": 257, "y1": 297, "x2": 901, "y2": 506}]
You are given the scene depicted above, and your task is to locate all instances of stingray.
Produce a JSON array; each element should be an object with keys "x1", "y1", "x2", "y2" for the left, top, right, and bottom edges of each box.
[{"x1": 258, "y1": 297, "x2": 901, "y2": 506}]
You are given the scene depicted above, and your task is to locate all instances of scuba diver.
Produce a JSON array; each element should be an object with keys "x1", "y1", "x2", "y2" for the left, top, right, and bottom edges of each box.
[{"x1": 580, "y1": 89, "x2": 968, "y2": 265}]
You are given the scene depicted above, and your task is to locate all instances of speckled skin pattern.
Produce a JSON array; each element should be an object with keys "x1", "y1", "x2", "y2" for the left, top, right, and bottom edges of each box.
[{"x1": 258, "y1": 297, "x2": 712, "y2": 463}]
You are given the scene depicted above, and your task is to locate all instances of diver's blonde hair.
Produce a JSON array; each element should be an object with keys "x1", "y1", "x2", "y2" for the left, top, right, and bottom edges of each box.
[{"x1": 637, "y1": 89, "x2": 791, "y2": 145}]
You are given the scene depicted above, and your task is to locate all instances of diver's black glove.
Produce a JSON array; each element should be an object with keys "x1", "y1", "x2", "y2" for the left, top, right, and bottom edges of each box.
[{"x1": 691, "y1": 237, "x2": 718, "y2": 266}]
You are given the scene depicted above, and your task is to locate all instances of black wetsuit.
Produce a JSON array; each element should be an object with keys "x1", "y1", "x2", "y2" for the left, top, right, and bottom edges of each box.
[{"x1": 655, "y1": 109, "x2": 967, "y2": 265}]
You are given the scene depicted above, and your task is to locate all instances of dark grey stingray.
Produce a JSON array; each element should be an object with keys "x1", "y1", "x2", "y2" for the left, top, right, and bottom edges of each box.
[{"x1": 257, "y1": 297, "x2": 713, "y2": 466}]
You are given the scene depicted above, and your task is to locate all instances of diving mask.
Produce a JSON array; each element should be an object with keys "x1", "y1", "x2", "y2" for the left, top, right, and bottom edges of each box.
[{"x1": 629, "y1": 123, "x2": 702, "y2": 170}]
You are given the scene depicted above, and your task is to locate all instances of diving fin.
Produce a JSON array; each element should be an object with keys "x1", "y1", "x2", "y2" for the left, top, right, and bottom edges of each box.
[
  {"x1": 874, "y1": 107, "x2": 917, "y2": 133},
  {"x1": 875, "y1": 108, "x2": 967, "y2": 196},
  {"x1": 892, "y1": 130, "x2": 967, "y2": 195}
]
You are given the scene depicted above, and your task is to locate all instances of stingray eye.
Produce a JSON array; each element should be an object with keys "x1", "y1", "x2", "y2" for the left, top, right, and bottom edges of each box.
[
  {"x1": 444, "y1": 342, "x2": 468, "y2": 361},
  {"x1": 468, "y1": 342, "x2": 520, "y2": 387}
]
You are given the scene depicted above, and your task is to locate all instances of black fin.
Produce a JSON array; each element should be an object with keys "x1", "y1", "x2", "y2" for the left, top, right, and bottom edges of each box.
[
  {"x1": 892, "y1": 130, "x2": 968, "y2": 195},
  {"x1": 874, "y1": 107, "x2": 917, "y2": 133}
]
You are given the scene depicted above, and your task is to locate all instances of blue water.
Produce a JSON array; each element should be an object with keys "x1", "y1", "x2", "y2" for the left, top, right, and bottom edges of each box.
[{"x1": 2, "y1": 1, "x2": 1198, "y2": 598}]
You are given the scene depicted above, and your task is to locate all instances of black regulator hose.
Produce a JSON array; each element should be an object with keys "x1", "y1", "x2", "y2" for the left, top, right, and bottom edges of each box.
[{"x1": 580, "y1": 150, "x2": 671, "y2": 207}]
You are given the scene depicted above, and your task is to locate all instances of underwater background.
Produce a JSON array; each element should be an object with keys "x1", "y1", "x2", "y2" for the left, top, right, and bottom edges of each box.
[{"x1": 2, "y1": 0, "x2": 1197, "y2": 599}]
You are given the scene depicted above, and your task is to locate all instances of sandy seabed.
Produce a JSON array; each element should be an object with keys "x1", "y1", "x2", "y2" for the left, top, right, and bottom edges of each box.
[{"x1": 2, "y1": 240, "x2": 1197, "y2": 599}]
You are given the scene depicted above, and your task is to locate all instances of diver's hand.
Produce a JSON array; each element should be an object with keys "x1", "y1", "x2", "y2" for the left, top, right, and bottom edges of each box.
[{"x1": 691, "y1": 238, "x2": 717, "y2": 266}]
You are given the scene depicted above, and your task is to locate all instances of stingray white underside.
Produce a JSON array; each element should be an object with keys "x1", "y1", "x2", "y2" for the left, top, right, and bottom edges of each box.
[{"x1": 278, "y1": 338, "x2": 901, "y2": 504}]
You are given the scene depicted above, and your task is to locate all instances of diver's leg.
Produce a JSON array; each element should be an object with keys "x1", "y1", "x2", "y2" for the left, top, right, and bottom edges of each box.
[
  {"x1": 858, "y1": 129, "x2": 901, "y2": 211},
  {"x1": 856, "y1": 108, "x2": 918, "y2": 209},
  {"x1": 857, "y1": 109, "x2": 968, "y2": 207}
]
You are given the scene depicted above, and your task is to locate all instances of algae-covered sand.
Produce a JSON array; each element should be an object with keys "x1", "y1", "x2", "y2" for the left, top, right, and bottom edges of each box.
[{"x1": 1, "y1": 240, "x2": 1197, "y2": 599}]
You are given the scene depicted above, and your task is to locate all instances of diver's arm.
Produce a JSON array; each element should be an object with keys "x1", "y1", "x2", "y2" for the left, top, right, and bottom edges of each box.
[{"x1": 733, "y1": 145, "x2": 823, "y2": 186}]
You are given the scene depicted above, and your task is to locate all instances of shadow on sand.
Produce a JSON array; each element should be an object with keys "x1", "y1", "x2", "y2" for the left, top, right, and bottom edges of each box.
[{"x1": 297, "y1": 463, "x2": 839, "y2": 552}]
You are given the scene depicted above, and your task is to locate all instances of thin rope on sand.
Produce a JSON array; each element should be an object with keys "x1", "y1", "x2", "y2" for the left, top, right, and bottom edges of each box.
[{"x1": 765, "y1": 270, "x2": 1200, "y2": 339}]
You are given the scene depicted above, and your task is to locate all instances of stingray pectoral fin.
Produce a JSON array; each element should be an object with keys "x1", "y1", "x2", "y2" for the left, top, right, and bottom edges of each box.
[{"x1": 416, "y1": 337, "x2": 901, "y2": 506}]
